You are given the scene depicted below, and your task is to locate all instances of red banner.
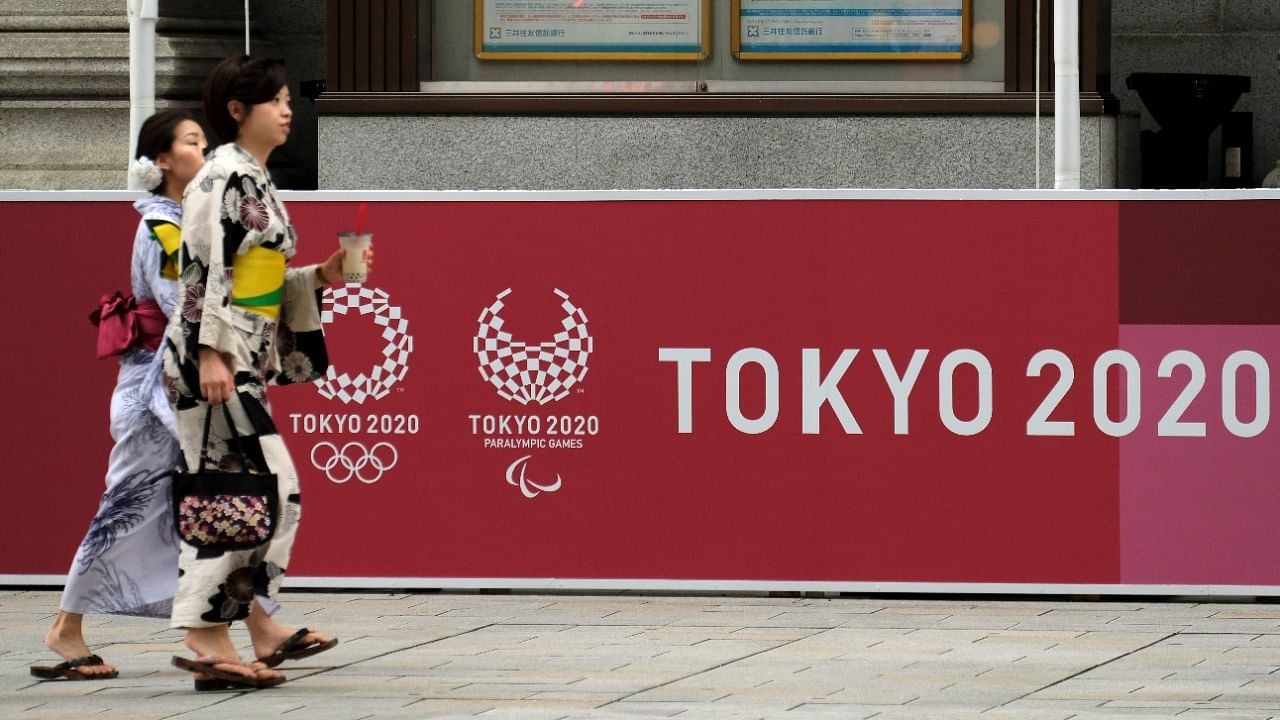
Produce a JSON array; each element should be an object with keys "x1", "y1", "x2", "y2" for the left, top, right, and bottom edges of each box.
[{"x1": 6, "y1": 194, "x2": 1280, "y2": 589}]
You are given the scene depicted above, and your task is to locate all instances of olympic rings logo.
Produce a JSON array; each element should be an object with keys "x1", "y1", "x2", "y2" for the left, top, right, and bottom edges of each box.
[{"x1": 310, "y1": 441, "x2": 399, "y2": 484}]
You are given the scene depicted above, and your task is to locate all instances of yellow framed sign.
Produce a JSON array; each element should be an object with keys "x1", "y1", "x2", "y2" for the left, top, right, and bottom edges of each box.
[
  {"x1": 732, "y1": 0, "x2": 971, "y2": 61},
  {"x1": 476, "y1": 0, "x2": 711, "y2": 61}
]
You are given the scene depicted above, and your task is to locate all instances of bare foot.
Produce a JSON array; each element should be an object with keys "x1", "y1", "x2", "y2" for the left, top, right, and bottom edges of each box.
[
  {"x1": 184, "y1": 626, "x2": 284, "y2": 684},
  {"x1": 245, "y1": 602, "x2": 332, "y2": 662},
  {"x1": 44, "y1": 611, "x2": 117, "y2": 677}
]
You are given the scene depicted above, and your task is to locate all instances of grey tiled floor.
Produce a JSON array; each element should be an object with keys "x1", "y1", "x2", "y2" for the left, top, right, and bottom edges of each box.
[{"x1": 4, "y1": 590, "x2": 1280, "y2": 718}]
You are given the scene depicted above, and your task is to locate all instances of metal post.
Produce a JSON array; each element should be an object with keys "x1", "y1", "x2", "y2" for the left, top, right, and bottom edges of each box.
[
  {"x1": 1053, "y1": 0, "x2": 1081, "y2": 189},
  {"x1": 127, "y1": 0, "x2": 159, "y2": 190}
]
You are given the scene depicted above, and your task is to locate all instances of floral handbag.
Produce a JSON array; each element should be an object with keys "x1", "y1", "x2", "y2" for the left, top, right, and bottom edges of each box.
[{"x1": 172, "y1": 405, "x2": 279, "y2": 553}]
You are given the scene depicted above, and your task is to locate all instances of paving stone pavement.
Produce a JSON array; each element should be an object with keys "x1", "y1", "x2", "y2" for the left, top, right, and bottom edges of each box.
[{"x1": 3, "y1": 590, "x2": 1280, "y2": 719}]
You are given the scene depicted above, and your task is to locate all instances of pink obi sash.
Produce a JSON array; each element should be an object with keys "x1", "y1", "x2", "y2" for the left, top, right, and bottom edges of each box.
[{"x1": 88, "y1": 291, "x2": 167, "y2": 359}]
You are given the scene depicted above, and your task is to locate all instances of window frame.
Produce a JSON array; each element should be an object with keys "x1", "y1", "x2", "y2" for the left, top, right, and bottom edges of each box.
[{"x1": 319, "y1": 0, "x2": 1114, "y2": 116}]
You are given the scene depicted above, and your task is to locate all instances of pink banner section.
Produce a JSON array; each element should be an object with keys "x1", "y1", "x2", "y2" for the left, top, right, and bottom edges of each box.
[{"x1": 1120, "y1": 325, "x2": 1280, "y2": 585}]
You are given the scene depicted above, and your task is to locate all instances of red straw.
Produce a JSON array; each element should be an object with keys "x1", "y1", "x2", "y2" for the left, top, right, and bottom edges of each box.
[{"x1": 354, "y1": 202, "x2": 368, "y2": 235}]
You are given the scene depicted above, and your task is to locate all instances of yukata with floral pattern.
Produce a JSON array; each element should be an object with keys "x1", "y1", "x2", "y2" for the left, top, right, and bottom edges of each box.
[
  {"x1": 60, "y1": 195, "x2": 184, "y2": 619},
  {"x1": 161, "y1": 143, "x2": 328, "y2": 629}
]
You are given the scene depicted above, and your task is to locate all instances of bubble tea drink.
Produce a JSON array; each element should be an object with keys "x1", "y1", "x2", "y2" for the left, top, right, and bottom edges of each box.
[{"x1": 338, "y1": 231, "x2": 372, "y2": 283}]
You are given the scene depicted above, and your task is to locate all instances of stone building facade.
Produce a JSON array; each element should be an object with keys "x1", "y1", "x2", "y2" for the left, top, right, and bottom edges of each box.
[{"x1": 3, "y1": 1, "x2": 1278, "y2": 190}]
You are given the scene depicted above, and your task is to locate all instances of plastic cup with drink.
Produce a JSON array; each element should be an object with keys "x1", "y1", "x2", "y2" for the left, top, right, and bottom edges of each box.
[
  {"x1": 337, "y1": 202, "x2": 372, "y2": 283},
  {"x1": 337, "y1": 231, "x2": 372, "y2": 283}
]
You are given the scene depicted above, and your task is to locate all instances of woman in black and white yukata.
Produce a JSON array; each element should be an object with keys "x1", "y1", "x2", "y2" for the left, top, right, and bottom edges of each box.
[{"x1": 162, "y1": 55, "x2": 355, "y2": 690}]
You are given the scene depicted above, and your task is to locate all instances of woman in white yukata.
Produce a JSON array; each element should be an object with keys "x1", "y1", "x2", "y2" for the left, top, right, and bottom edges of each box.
[
  {"x1": 30, "y1": 110, "x2": 206, "y2": 682},
  {"x1": 163, "y1": 55, "x2": 351, "y2": 690}
]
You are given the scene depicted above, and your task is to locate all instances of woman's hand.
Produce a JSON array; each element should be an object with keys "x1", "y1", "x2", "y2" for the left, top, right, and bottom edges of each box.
[
  {"x1": 315, "y1": 247, "x2": 375, "y2": 288},
  {"x1": 198, "y1": 347, "x2": 234, "y2": 405},
  {"x1": 316, "y1": 249, "x2": 345, "y2": 287}
]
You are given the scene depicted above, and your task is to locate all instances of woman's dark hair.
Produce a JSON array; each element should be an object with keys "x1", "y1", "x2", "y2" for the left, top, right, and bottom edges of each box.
[
  {"x1": 202, "y1": 54, "x2": 288, "y2": 145},
  {"x1": 135, "y1": 108, "x2": 196, "y2": 161}
]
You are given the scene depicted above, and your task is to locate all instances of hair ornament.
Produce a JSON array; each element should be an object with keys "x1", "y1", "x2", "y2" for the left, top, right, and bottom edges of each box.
[{"x1": 130, "y1": 156, "x2": 164, "y2": 191}]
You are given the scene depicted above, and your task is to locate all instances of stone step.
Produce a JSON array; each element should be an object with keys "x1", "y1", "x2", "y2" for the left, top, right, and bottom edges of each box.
[
  {"x1": 0, "y1": 3, "x2": 249, "y2": 33},
  {"x1": 0, "y1": 33, "x2": 273, "y2": 98},
  {"x1": 0, "y1": 32, "x2": 246, "y2": 59},
  {"x1": 0, "y1": 2, "x2": 304, "y2": 189},
  {"x1": 0, "y1": 0, "x2": 244, "y2": 28},
  {"x1": 0, "y1": 16, "x2": 243, "y2": 33},
  {"x1": 0, "y1": 0, "x2": 123, "y2": 32}
]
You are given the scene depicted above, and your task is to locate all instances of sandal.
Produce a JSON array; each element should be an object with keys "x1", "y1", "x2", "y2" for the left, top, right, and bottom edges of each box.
[
  {"x1": 194, "y1": 676, "x2": 243, "y2": 692},
  {"x1": 171, "y1": 656, "x2": 286, "y2": 689},
  {"x1": 256, "y1": 628, "x2": 339, "y2": 668},
  {"x1": 29, "y1": 654, "x2": 119, "y2": 681}
]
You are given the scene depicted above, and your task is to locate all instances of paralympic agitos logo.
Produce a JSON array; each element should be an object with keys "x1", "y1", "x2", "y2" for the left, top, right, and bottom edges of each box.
[{"x1": 469, "y1": 288, "x2": 596, "y2": 498}]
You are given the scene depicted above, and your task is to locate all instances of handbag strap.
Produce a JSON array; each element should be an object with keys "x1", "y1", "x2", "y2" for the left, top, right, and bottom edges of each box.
[
  {"x1": 194, "y1": 406, "x2": 215, "y2": 474},
  {"x1": 194, "y1": 401, "x2": 263, "y2": 474}
]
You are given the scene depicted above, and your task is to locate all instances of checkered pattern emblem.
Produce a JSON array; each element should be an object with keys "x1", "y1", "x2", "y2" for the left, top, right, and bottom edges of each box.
[
  {"x1": 314, "y1": 284, "x2": 413, "y2": 404},
  {"x1": 473, "y1": 288, "x2": 592, "y2": 405}
]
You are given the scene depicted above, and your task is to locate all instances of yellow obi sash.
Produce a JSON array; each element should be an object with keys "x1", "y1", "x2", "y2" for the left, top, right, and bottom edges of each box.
[
  {"x1": 231, "y1": 246, "x2": 285, "y2": 321},
  {"x1": 145, "y1": 219, "x2": 182, "y2": 281}
]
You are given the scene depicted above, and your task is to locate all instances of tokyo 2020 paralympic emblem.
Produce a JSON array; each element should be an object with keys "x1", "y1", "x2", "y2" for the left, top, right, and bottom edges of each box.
[
  {"x1": 314, "y1": 284, "x2": 413, "y2": 404},
  {"x1": 473, "y1": 288, "x2": 592, "y2": 405}
]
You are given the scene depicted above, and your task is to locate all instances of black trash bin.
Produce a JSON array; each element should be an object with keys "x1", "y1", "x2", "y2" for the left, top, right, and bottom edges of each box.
[{"x1": 1126, "y1": 73, "x2": 1250, "y2": 188}]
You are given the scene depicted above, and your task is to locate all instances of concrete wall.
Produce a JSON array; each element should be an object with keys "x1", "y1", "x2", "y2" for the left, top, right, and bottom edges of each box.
[
  {"x1": 1112, "y1": 0, "x2": 1280, "y2": 186},
  {"x1": 319, "y1": 114, "x2": 1116, "y2": 190}
]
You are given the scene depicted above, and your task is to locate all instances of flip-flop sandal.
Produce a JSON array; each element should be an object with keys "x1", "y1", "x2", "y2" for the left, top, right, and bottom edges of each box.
[
  {"x1": 171, "y1": 656, "x2": 286, "y2": 689},
  {"x1": 256, "y1": 628, "x2": 339, "y2": 668},
  {"x1": 29, "y1": 654, "x2": 119, "y2": 681}
]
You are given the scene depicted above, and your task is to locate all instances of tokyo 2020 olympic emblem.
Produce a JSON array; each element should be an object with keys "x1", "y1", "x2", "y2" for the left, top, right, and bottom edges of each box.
[
  {"x1": 473, "y1": 288, "x2": 593, "y2": 405},
  {"x1": 314, "y1": 284, "x2": 413, "y2": 404}
]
